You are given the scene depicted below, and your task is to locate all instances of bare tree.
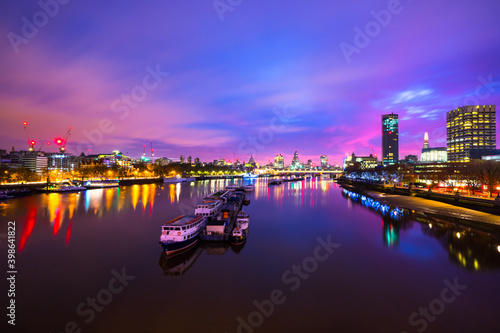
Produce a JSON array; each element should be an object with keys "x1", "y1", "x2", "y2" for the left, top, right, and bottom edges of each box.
[
  {"x1": 476, "y1": 160, "x2": 500, "y2": 197},
  {"x1": 462, "y1": 160, "x2": 481, "y2": 195}
]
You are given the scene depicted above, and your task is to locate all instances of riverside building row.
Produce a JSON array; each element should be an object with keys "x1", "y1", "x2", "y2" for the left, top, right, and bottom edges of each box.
[{"x1": 377, "y1": 105, "x2": 497, "y2": 166}]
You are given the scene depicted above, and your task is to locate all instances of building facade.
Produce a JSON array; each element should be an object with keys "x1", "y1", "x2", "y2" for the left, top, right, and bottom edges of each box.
[
  {"x1": 344, "y1": 153, "x2": 379, "y2": 170},
  {"x1": 382, "y1": 113, "x2": 399, "y2": 165},
  {"x1": 22, "y1": 155, "x2": 48, "y2": 174},
  {"x1": 420, "y1": 132, "x2": 447, "y2": 162},
  {"x1": 420, "y1": 148, "x2": 447, "y2": 162},
  {"x1": 291, "y1": 150, "x2": 300, "y2": 168},
  {"x1": 320, "y1": 155, "x2": 329, "y2": 169},
  {"x1": 446, "y1": 105, "x2": 496, "y2": 162},
  {"x1": 274, "y1": 154, "x2": 284, "y2": 169}
]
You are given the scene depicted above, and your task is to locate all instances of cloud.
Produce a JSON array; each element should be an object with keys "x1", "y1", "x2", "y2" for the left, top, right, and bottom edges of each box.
[{"x1": 393, "y1": 89, "x2": 434, "y2": 104}]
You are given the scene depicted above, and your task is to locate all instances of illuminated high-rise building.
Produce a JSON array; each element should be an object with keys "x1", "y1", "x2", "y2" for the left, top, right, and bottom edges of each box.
[
  {"x1": 421, "y1": 132, "x2": 447, "y2": 162},
  {"x1": 320, "y1": 155, "x2": 329, "y2": 169},
  {"x1": 382, "y1": 113, "x2": 399, "y2": 164},
  {"x1": 447, "y1": 105, "x2": 496, "y2": 162},
  {"x1": 274, "y1": 154, "x2": 284, "y2": 169},
  {"x1": 187, "y1": 156, "x2": 192, "y2": 164},
  {"x1": 180, "y1": 155, "x2": 185, "y2": 163},
  {"x1": 423, "y1": 132, "x2": 429, "y2": 149}
]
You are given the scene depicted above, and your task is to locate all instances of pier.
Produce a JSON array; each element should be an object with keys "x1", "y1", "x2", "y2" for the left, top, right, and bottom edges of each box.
[{"x1": 200, "y1": 192, "x2": 246, "y2": 242}]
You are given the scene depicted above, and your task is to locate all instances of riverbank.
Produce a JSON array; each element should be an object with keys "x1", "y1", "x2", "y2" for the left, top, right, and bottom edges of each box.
[
  {"x1": 0, "y1": 177, "x2": 163, "y2": 198},
  {"x1": 338, "y1": 180, "x2": 500, "y2": 227}
]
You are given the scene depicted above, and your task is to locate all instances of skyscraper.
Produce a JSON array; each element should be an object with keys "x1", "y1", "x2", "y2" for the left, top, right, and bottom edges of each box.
[
  {"x1": 382, "y1": 113, "x2": 399, "y2": 164},
  {"x1": 291, "y1": 150, "x2": 299, "y2": 167},
  {"x1": 420, "y1": 132, "x2": 447, "y2": 162},
  {"x1": 320, "y1": 155, "x2": 329, "y2": 169},
  {"x1": 274, "y1": 154, "x2": 284, "y2": 169},
  {"x1": 447, "y1": 105, "x2": 496, "y2": 162},
  {"x1": 423, "y1": 132, "x2": 429, "y2": 149}
]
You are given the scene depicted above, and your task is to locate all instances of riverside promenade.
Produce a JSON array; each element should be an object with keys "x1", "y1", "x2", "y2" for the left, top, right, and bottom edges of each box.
[
  {"x1": 363, "y1": 189, "x2": 500, "y2": 226},
  {"x1": 339, "y1": 180, "x2": 500, "y2": 227}
]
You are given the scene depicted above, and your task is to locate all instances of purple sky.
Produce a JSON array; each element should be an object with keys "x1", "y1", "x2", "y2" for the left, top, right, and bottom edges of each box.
[{"x1": 1, "y1": 0, "x2": 499, "y2": 165}]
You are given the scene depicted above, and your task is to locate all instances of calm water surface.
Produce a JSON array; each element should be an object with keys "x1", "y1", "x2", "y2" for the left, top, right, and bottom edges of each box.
[{"x1": 3, "y1": 178, "x2": 500, "y2": 333}]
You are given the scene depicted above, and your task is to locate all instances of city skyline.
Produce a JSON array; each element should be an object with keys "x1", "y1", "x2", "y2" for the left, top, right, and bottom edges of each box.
[{"x1": 1, "y1": 1, "x2": 500, "y2": 165}]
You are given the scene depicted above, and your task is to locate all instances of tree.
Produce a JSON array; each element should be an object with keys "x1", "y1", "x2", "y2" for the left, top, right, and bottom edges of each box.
[
  {"x1": 0, "y1": 166, "x2": 11, "y2": 184},
  {"x1": 462, "y1": 160, "x2": 481, "y2": 195},
  {"x1": 476, "y1": 160, "x2": 500, "y2": 197}
]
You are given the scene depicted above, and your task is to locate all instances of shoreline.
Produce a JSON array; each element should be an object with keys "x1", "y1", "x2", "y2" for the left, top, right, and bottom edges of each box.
[{"x1": 339, "y1": 181, "x2": 500, "y2": 228}]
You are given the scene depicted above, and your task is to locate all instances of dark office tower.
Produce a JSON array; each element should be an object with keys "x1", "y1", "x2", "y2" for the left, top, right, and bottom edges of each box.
[
  {"x1": 382, "y1": 113, "x2": 399, "y2": 164},
  {"x1": 447, "y1": 105, "x2": 496, "y2": 162},
  {"x1": 291, "y1": 150, "x2": 299, "y2": 167}
]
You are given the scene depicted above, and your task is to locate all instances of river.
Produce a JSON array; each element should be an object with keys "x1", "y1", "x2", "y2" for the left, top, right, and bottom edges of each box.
[{"x1": 2, "y1": 177, "x2": 500, "y2": 333}]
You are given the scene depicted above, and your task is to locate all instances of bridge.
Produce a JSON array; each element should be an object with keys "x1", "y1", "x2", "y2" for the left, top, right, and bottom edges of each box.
[{"x1": 272, "y1": 170, "x2": 343, "y2": 178}]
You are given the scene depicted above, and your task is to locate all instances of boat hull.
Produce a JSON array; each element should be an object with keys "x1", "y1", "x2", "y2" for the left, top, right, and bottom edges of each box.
[
  {"x1": 230, "y1": 236, "x2": 247, "y2": 245},
  {"x1": 230, "y1": 232, "x2": 248, "y2": 245},
  {"x1": 85, "y1": 184, "x2": 119, "y2": 188},
  {"x1": 160, "y1": 237, "x2": 200, "y2": 256}
]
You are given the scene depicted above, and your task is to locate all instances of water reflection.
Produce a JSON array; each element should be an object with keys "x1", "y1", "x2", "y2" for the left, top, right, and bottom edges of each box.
[
  {"x1": 158, "y1": 241, "x2": 246, "y2": 277},
  {"x1": 419, "y1": 215, "x2": 500, "y2": 271},
  {"x1": 383, "y1": 218, "x2": 399, "y2": 247},
  {"x1": 342, "y1": 188, "x2": 500, "y2": 271},
  {"x1": 13, "y1": 184, "x2": 161, "y2": 251},
  {"x1": 12, "y1": 180, "x2": 500, "y2": 273},
  {"x1": 19, "y1": 207, "x2": 37, "y2": 252}
]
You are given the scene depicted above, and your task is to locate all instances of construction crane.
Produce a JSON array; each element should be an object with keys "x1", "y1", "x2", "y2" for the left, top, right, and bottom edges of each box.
[
  {"x1": 23, "y1": 121, "x2": 36, "y2": 151},
  {"x1": 60, "y1": 126, "x2": 72, "y2": 152},
  {"x1": 371, "y1": 146, "x2": 377, "y2": 157},
  {"x1": 150, "y1": 140, "x2": 154, "y2": 160},
  {"x1": 55, "y1": 126, "x2": 72, "y2": 152},
  {"x1": 37, "y1": 141, "x2": 50, "y2": 152}
]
